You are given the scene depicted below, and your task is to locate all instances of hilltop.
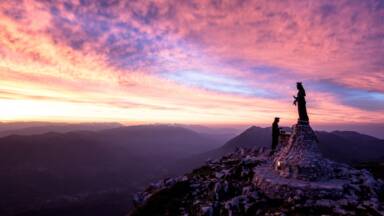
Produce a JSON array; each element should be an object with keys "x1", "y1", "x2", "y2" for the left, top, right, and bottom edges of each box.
[{"x1": 131, "y1": 123, "x2": 384, "y2": 216}]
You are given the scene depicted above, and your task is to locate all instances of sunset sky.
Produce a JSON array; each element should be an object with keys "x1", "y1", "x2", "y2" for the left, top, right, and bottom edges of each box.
[{"x1": 0, "y1": 0, "x2": 383, "y2": 127}]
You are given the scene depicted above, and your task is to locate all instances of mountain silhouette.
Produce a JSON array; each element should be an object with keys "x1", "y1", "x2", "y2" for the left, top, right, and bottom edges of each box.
[
  {"x1": 0, "y1": 122, "x2": 122, "y2": 138},
  {"x1": 0, "y1": 125, "x2": 221, "y2": 216}
]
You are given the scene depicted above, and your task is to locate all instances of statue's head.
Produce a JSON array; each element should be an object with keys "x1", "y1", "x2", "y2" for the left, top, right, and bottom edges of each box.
[{"x1": 296, "y1": 82, "x2": 303, "y2": 90}]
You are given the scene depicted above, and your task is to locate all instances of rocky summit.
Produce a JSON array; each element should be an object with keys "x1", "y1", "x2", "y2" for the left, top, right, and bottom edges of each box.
[{"x1": 130, "y1": 123, "x2": 384, "y2": 216}]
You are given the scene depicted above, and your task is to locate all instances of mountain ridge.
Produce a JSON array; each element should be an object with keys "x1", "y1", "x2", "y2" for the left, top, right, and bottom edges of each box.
[{"x1": 0, "y1": 125, "x2": 221, "y2": 216}]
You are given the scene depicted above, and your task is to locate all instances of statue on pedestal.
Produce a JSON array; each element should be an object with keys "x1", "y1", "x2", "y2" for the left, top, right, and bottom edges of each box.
[
  {"x1": 252, "y1": 83, "x2": 384, "y2": 212},
  {"x1": 293, "y1": 82, "x2": 309, "y2": 123},
  {"x1": 272, "y1": 82, "x2": 329, "y2": 180}
]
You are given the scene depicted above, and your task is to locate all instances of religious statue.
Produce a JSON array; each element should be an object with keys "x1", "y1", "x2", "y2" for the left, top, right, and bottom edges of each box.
[{"x1": 293, "y1": 82, "x2": 309, "y2": 123}]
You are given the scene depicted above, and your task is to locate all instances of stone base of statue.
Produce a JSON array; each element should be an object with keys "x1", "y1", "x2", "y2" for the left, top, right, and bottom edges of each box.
[
  {"x1": 252, "y1": 122, "x2": 383, "y2": 211},
  {"x1": 273, "y1": 122, "x2": 333, "y2": 181}
]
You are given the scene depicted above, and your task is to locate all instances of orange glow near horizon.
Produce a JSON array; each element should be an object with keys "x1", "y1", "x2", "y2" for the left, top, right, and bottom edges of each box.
[{"x1": 0, "y1": 0, "x2": 383, "y2": 126}]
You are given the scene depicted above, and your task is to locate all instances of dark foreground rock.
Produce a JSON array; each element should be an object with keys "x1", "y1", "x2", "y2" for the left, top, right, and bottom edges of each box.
[{"x1": 130, "y1": 123, "x2": 384, "y2": 216}]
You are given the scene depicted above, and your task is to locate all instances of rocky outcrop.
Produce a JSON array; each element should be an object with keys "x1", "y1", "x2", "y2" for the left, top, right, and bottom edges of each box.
[{"x1": 130, "y1": 123, "x2": 384, "y2": 216}]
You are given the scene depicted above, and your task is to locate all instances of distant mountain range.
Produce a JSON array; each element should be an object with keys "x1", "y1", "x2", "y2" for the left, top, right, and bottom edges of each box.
[
  {"x1": 0, "y1": 122, "x2": 235, "y2": 149},
  {"x1": 0, "y1": 122, "x2": 122, "y2": 137},
  {"x1": 1, "y1": 124, "x2": 383, "y2": 215},
  {"x1": 0, "y1": 125, "x2": 221, "y2": 216}
]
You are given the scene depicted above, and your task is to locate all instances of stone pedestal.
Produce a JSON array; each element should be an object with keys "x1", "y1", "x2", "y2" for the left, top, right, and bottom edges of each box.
[
  {"x1": 253, "y1": 123, "x2": 383, "y2": 212},
  {"x1": 273, "y1": 123, "x2": 333, "y2": 181}
]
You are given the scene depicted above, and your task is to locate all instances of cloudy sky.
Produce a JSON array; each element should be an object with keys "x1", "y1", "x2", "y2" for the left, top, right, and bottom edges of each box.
[{"x1": 0, "y1": 0, "x2": 383, "y2": 127}]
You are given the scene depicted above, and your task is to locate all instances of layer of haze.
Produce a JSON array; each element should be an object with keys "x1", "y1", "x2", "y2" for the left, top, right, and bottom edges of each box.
[{"x1": 0, "y1": 0, "x2": 383, "y2": 128}]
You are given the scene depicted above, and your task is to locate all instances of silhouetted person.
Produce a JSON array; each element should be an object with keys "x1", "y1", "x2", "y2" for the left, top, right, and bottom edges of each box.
[
  {"x1": 271, "y1": 117, "x2": 280, "y2": 155},
  {"x1": 293, "y1": 82, "x2": 309, "y2": 123}
]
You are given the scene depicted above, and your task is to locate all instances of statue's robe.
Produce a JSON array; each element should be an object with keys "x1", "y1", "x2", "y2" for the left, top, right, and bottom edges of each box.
[{"x1": 297, "y1": 89, "x2": 309, "y2": 122}]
